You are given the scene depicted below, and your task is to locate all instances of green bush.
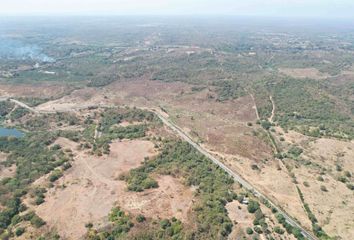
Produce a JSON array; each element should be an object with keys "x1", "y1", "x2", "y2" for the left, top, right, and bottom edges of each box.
[
  {"x1": 30, "y1": 214, "x2": 46, "y2": 228},
  {"x1": 247, "y1": 200, "x2": 260, "y2": 213},
  {"x1": 136, "y1": 214, "x2": 146, "y2": 223},
  {"x1": 274, "y1": 226, "x2": 284, "y2": 234},
  {"x1": 35, "y1": 196, "x2": 45, "y2": 205},
  {"x1": 15, "y1": 227, "x2": 25, "y2": 236}
]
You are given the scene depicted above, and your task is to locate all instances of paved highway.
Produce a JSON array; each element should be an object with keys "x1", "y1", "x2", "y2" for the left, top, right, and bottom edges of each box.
[{"x1": 152, "y1": 109, "x2": 317, "y2": 240}]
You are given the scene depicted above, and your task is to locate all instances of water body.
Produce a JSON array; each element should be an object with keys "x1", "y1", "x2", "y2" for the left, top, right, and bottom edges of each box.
[{"x1": 0, "y1": 127, "x2": 24, "y2": 138}]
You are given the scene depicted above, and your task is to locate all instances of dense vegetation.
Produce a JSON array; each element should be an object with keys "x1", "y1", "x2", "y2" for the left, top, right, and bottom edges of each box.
[
  {"x1": 0, "y1": 101, "x2": 14, "y2": 118},
  {"x1": 268, "y1": 77, "x2": 353, "y2": 139}
]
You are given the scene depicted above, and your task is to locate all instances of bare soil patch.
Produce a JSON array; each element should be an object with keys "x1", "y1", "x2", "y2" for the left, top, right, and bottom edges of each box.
[
  {"x1": 33, "y1": 139, "x2": 157, "y2": 240},
  {"x1": 0, "y1": 83, "x2": 73, "y2": 99},
  {"x1": 279, "y1": 67, "x2": 330, "y2": 79},
  {"x1": 306, "y1": 138, "x2": 354, "y2": 172},
  {"x1": 35, "y1": 87, "x2": 110, "y2": 112},
  {"x1": 226, "y1": 200, "x2": 253, "y2": 239},
  {"x1": 0, "y1": 152, "x2": 16, "y2": 181},
  {"x1": 117, "y1": 175, "x2": 195, "y2": 222}
]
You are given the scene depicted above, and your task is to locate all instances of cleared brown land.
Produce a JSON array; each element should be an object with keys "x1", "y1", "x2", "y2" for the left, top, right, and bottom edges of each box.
[
  {"x1": 0, "y1": 152, "x2": 15, "y2": 181},
  {"x1": 116, "y1": 175, "x2": 195, "y2": 223},
  {"x1": 279, "y1": 67, "x2": 330, "y2": 79},
  {"x1": 33, "y1": 138, "x2": 157, "y2": 240},
  {"x1": 0, "y1": 83, "x2": 73, "y2": 99},
  {"x1": 226, "y1": 200, "x2": 253, "y2": 239}
]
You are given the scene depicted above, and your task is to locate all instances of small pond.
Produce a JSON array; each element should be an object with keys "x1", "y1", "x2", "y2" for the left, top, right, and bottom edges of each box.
[{"x1": 0, "y1": 127, "x2": 24, "y2": 138}]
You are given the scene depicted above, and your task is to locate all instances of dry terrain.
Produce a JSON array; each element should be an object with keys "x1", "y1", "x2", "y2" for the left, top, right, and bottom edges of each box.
[
  {"x1": 279, "y1": 68, "x2": 330, "y2": 79},
  {"x1": 32, "y1": 79, "x2": 324, "y2": 234},
  {"x1": 116, "y1": 175, "x2": 195, "y2": 223},
  {"x1": 31, "y1": 138, "x2": 157, "y2": 239},
  {"x1": 226, "y1": 200, "x2": 253, "y2": 239},
  {"x1": 0, "y1": 152, "x2": 15, "y2": 181},
  {"x1": 273, "y1": 126, "x2": 354, "y2": 239},
  {"x1": 1, "y1": 75, "x2": 352, "y2": 239}
]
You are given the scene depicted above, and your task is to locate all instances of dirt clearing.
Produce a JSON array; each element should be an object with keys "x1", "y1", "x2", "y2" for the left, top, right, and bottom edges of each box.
[
  {"x1": 226, "y1": 200, "x2": 253, "y2": 239},
  {"x1": 0, "y1": 152, "x2": 16, "y2": 181},
  {"x1": 34, "y1": 139, "x2": 156, "y2": 239},
  {"x1": 279, "y1": 68, "x2": 330, "y2": 79},
  {"x1": 116, "y1": 175, "x2": 195, "y2": 222}
]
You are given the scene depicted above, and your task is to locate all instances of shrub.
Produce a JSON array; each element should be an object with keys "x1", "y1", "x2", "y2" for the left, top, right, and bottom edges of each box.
[
  {"x1": 15, "y1": 227, "x2": 25, "y2": 236},
  {"x1": 346, "y1": 183, "x2": 354, "y2": 190},
  {"x1": 49, "y1": 170, "x2": 63, "y2": 182},
  {"x1": 274, "y1": 226, "x2": 284, "y2": 234},
  {"x1": 246, "y1": 227, "x2": 253, "y2": 235},
  {"x1": 160, "y1": 219, "x2": 171, "y2": 229},
  {"x1": 251, "y1": 164, "x2": 259, "y2": 170},
  {"x1": 320, "y1": 185, "x2": 328, "y2": 192},
  {"x1": 261, "y1": 121, "x2": 271, "y2": 130},
  {"x1": 136, "y1": 214, "x2": 146, "y2": 223},
  {"x1": 247, "y1": 200, "x2": 260, "y2": 213},
  {"x1": 85, "y1": 222, "x2": 93, "y2": 228},
  {"x1": 336, "y1": 164, "x2": 342, "y2": 172},
  {"x1": 253, "y1": 226, "x2": 262, "y2": 234},
  {"x1": 271, "y1": 207, "x2": 278, "y2": 213},
  {"x1": 30, "y1": 215, "x2": 46, "y2": 228},
  {"x1": 338, "y1": 176, "x2": 348, "y2": 183},
  {"x1": 35, "y1": 196, "x2": 45, "y2": 205},
  {"x1": 344, "y1": 171, "x2": 352, "y2": 178},
  {"x1": 288, "y1": 146, "x2": 303, "y2": 158}
]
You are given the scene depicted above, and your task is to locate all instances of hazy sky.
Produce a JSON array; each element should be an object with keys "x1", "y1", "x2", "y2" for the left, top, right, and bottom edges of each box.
[{"x1": 1, "y1": 0, "x2": 354, "y2": 18}]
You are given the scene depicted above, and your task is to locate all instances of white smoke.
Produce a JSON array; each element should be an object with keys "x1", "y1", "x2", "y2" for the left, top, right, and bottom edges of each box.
[{"x1": 0, "y1": 38, "x2": 55, "y2": 63}]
